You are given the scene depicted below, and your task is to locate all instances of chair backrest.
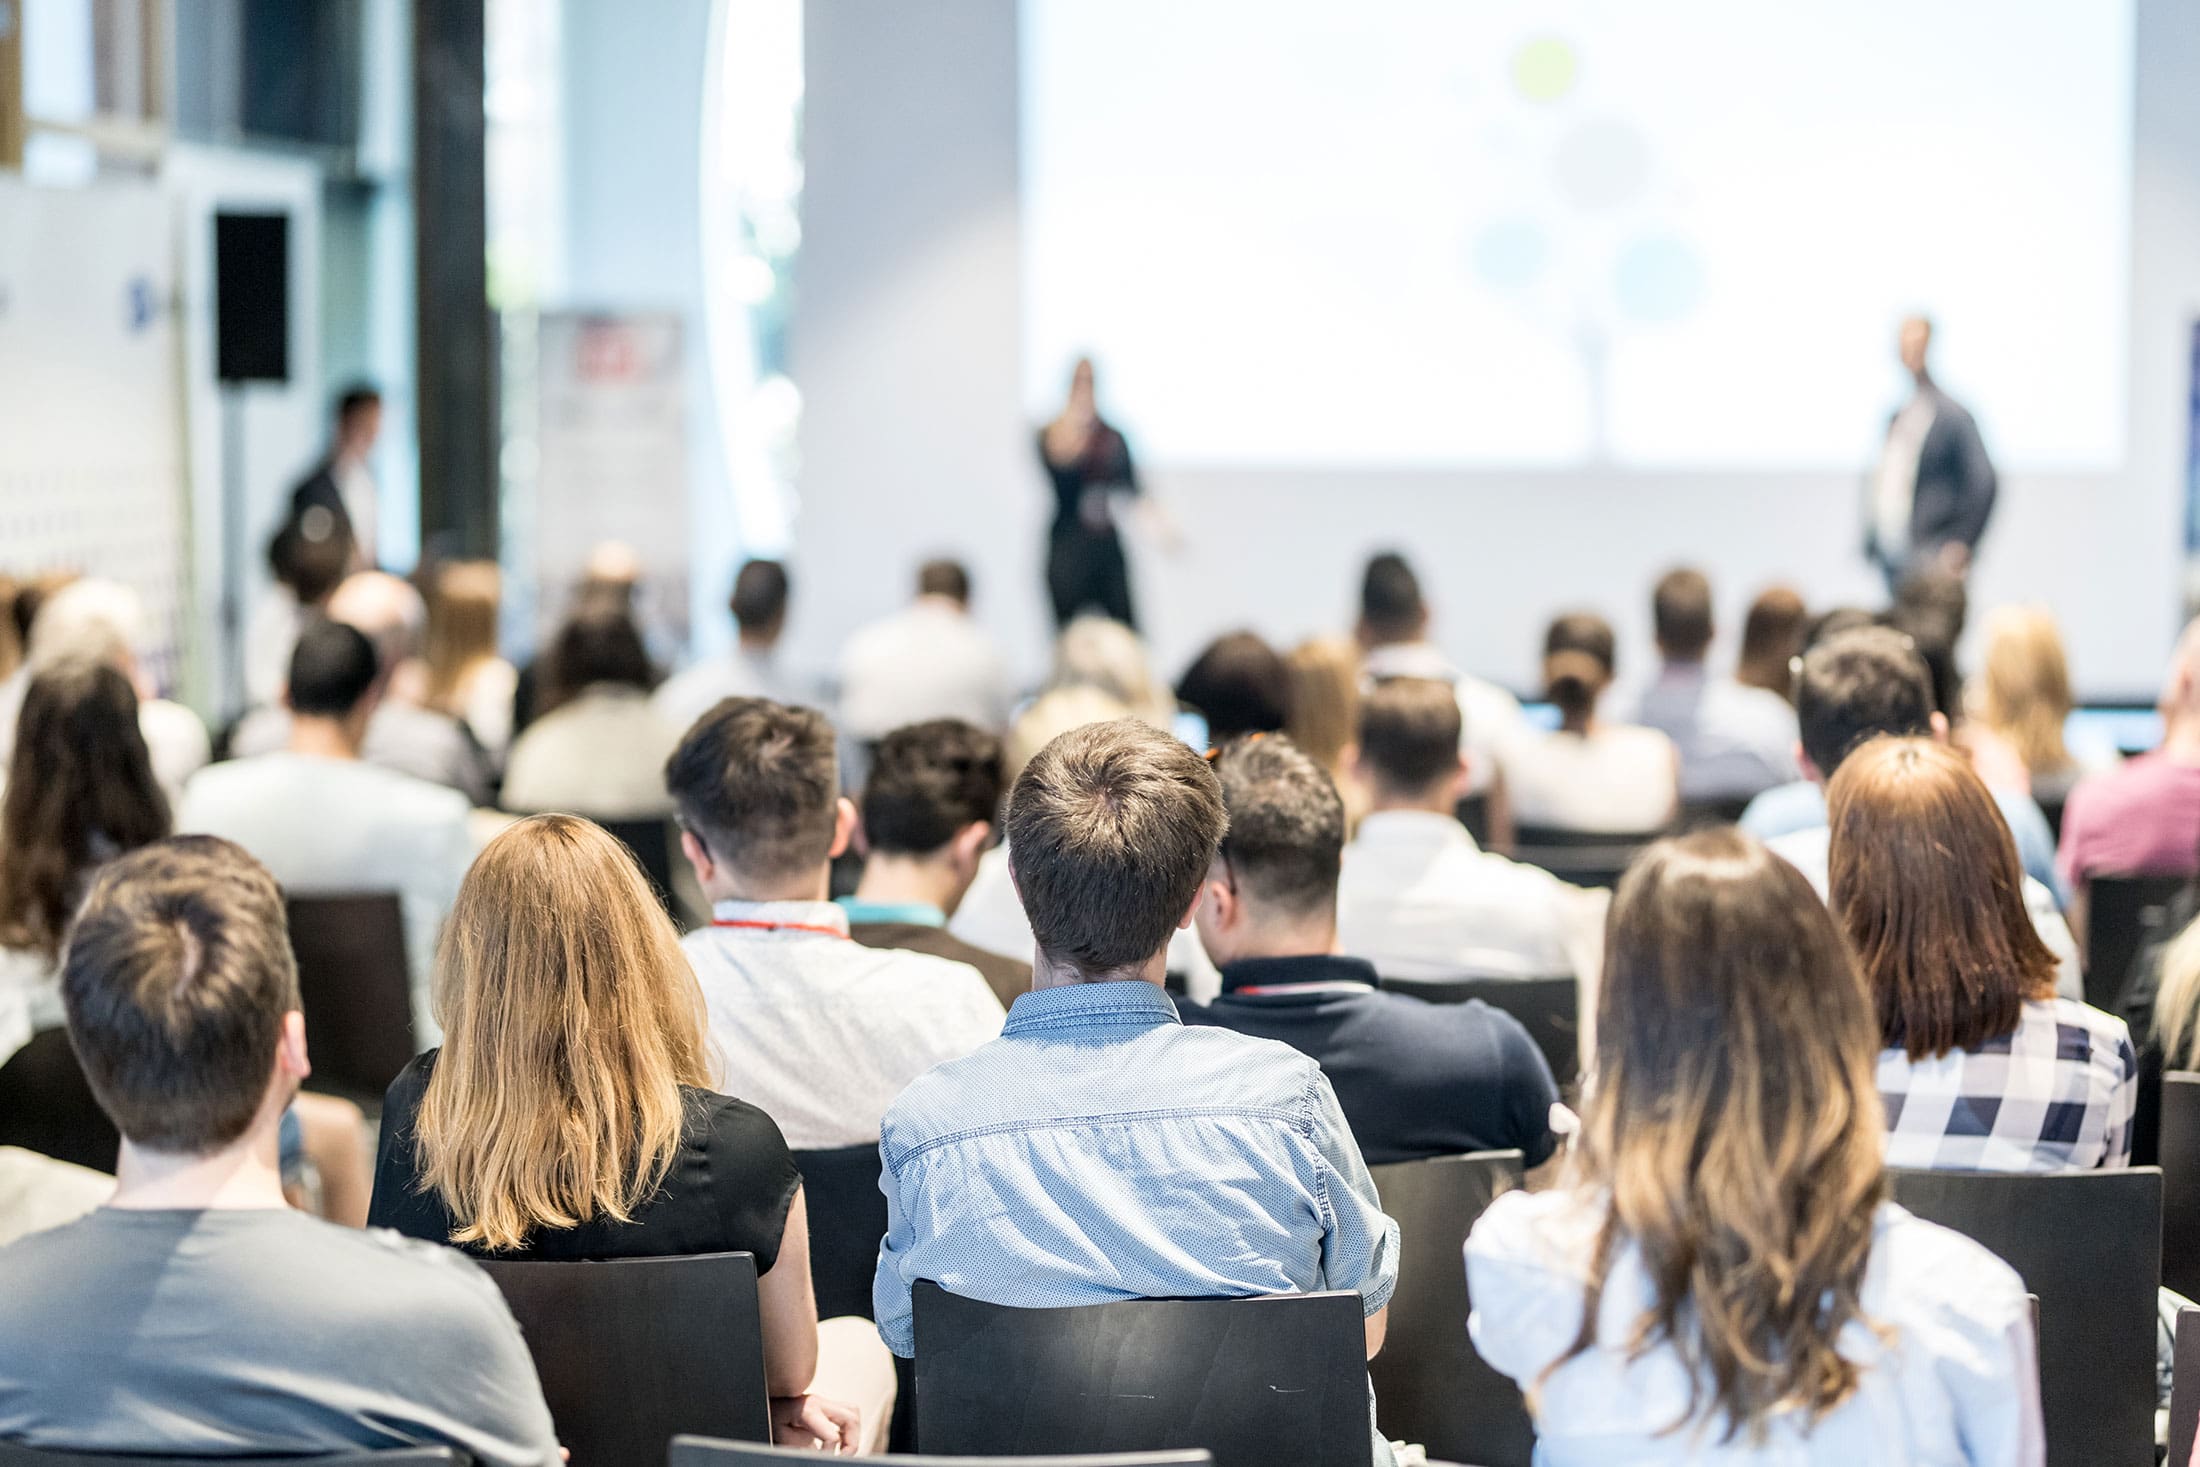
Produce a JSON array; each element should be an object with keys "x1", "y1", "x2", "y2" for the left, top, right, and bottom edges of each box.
[
  {"x1": 1366, "y1": 1150, "x2": 1532, "y2": 1467},
  {"x1": 2159, "y1": 1073, "x2": 2200, "y2": 1301},
  {"x1": 1674, "y1": 797, "x2": 1753, "y2": 832},
  {"x1": 1507, "y1": 836, "x2": 1646, "y2": 890},
  {"x1": 2169, "y1": 1306, "x2": 2200, "y2": 1467},
  {"x1": 670, "y1": 1436, "x2": 1212, "y2": 1467},
  {"x1": 912, "y1": 1284, "x2": 1367, "y2": 1467},
  {"x1": 474, "y1": 1252, "x2": 771, "y2": 1465},
  {"x1": 0, "y1": 1027, "x2": 118, "y2": 1172},
  {"x1": 793, "y1": 1143, "x2": 889, "y2": 1321},
  {"x1": 284, "y1": 893, "x2": 414, "y2": 1102},
  {"x1": 0, "y1": 1448, "x2": 465, "y2": 1465},
  {"x1": 1376, "y1": 974, "x2": 1578, "y2": 1084},
  {"x1": 596, "y1": 816, "x2": 679, "y2": 914},
  {"x1": 1888, "y1": 1167, "x2": 2161, "y2": 1467},
  {"x1": 2084, "y1": 873, "x2": 2190, "y2": 1011}
]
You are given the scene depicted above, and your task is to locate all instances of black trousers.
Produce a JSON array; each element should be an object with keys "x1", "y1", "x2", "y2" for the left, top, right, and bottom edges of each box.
[{"x1": 1047, "y1": 527, "x2": 1136, "y2": 630}]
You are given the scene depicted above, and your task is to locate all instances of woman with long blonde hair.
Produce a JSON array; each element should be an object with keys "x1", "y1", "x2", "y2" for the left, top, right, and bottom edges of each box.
[
  {"x1": 368, "y1": 815, "x2": 884, "y2": 1450},
  {"x1": 1467, "y1": 829, "x2": 2042, "y2": 1463},
  {"x1": 1967, "y1": 604, "x2": 2114, "y2": 807},
  {"x1": 421, "y1": 560, "x2": 518, "y2": 762}
]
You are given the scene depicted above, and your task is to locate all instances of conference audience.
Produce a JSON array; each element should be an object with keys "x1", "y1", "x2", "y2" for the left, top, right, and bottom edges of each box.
[
  {"x1": 1626, "y1": 566, "x2": 1798, "y2": 804},
  {"x1": 667, "y1": 698, "x2": 1003, "y2": 1149},
  {"x1": 655, "y1": 558, "x2": 798, "y2": 733},
  {"x1": 841, "y1": 719, "x2": 1029, "y2": 1011},
  {"x1": 368, "y1": 815, "x2": 882, "y2": 1452},
  {"x1": 2057, "y1": 617, "x2": 2200, "y2": 907},
  {"x1": 1466, "y1": 829, "x2": 2042, "y2": 1464},
  {"x1": 1355, "y1": 550, "x2": 1527, "y2": 807},
  {"x1": 0, "y1": 837, "x2": 560, "y2": 1465},
  {"x1": 837, "y1": 558, "x2": 1010, "y2": 741},
  {"x1": 1175, "y1": 629, "x2": 1293, "y2": 743},
  {"x1": 872, "y1": 719, "x2": 1401, "y2": 1465},
  {"x1": 502, "y1": 603, "x2": 679, "y2": 818},
  {"x1": 421, "y1": 560, "x2": 518, "y2": 766},
  {"x1": 1831, "y1": 738, "x2": 2136, "y2": 1172},
  {"x1": 1506, "y1": 610, "x2": 1678, "y2": 834},
  {"x1": 179, "y1": 619, "x2": 474, "y2": 1036},
  {"x1": 1337, "y1": 677, "x2": 1596, "y2": 981},
  {"x1": 1184, "y1": 734, "x2": 1561, "y2": 1166},
  {"x1": 1734, "y1": 583, "x2": 1808, "y2": 701}
]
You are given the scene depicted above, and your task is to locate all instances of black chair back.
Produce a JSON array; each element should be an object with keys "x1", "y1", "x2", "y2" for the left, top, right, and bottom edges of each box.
[
  {"x1": 1507, "y1": 831, "x2": 1649, "y2": 890},
  {"x1": 2159, "y1": 1073, "x2": 2200, "y2": 1301},
  {"x1": 0, "y1": 1027, "x2": 117, "y2": 1172},
  {"x1": 2085, "y1": 874, "x2": 2190, "y2": 1011},
  {"x1": 475, "y1": 1252, "x2": 771, "y2": 1466},
  {"x1": 284, "y1": 893, "x2": 414, "y2": 1102},
  {"x1": 1367, "y1": 1151, "x2": 1531, "y2": 1467},
  {"x1": 1674, "y1": 797, "x2": 1753, "y2": 832},
  {"x1": 1889, "y1": 1166, "x2": 2160, "y2": 1467},
  {"x1": 671, "y1": 1436, "x2": 1212, "y2": 1467},
  {"x1": 0, "y1": 1449, "x2": 465, "y2": 1465},
  {"x1": 2169, "y1": 1306, "x2": 2200, "y2": 1467},
  {"x1": 912, "y1": 1283, "x2": 1366, "y2": 1467},
  {"x1": 597, "y1": 816, "x2": 679, "y2": 914},
  {"x1": 794, "y1": 1144, "x2": 889, "y2": 1321},
  {"x1": 1376, "y1": 974, "x2": 1578, "y2": 1085}
]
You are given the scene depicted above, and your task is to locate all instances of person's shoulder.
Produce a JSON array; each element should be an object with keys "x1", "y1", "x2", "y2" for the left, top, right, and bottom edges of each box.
[
  {"x1": 1869, "y1": 1201, "x2": 2030, "y2": 1336},
  {"x1": 2039, "y1": 995, "x2": 2134, "y2": 1057},
  {"x1": 1465, "y1": 1186, "x2": 1599, "y2": 1276},
  {"x1": 857, "y1": 945, "x2": 1006, "y2": 1013},
  {"x1": 342, "y1": 757, "x2": 473, "y2": 822}
]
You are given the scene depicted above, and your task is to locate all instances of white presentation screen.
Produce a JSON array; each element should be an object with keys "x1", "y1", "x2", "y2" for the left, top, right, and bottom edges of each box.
[{"x1": 1021, "y1": 0, "x2": 2133, "y2": 472}]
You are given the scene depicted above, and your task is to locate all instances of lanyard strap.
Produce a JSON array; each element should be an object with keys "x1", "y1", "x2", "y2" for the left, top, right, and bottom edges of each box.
[{"x1": 711, "y1": 918, "x2": 849, "y2": 940}]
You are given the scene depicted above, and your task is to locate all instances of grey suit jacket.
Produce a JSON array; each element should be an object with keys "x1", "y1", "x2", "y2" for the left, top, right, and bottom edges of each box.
[{"x1": 1867, "y1": 383, "x2": 1998, "y2": 570}]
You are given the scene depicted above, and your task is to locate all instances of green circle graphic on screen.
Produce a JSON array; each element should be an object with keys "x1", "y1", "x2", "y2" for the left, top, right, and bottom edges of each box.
[{"x1": 1512, "y1": 37, "x2": 1578, "y2": 103}]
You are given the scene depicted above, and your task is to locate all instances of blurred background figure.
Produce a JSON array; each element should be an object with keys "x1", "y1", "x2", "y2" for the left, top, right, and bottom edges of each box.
[
  {"x1": 286, "y1": 384, "x2": 384, "y2": 573},
  {"x1": 420, "y1": 562, "x2": 517, "y2": 769},
  {"x1": 838, "y1": 559, "x2": 1010, "y2": 743},
  {"x1": 1968, "y1": 604, "x2": 2117, "y2": 811},
  {"x1": 1735, "y1": 584, "x2": 1809, "y2": 703},
  {"x1": 655, "y1": 558, "x2": 796, "y2": 734},
  {"x1": 1284, "y1": 637, "x2": 1362, "y2": 787},
  {"x1": 1866, "y1": 315, "x2": 1997, "y2": 589},
  {"x1": 501, "y1": 602, "x2": 676, "y2": 820},
  {"x1": 246, "y1": 513, "x2": 355, "y2": 712},
  {"x1": 1175, "y1": 630, "x2": 1292, "y2": 745},
  {"x1": 1047, "y1": 614, "x2": 1177, "y2": 728},
  {"x1": 1628, "y1": 567, "x2": 1798, "y2": 807},
  {"x1": 13, "y1": 579, "x2": 210, "y2": 805},
  {"x1": 1039, "y1": 357, "x2": 1140, "y2": 629},
  {"x1": 1507, "y1": 612, "x2": 1678, "y2": 835}
]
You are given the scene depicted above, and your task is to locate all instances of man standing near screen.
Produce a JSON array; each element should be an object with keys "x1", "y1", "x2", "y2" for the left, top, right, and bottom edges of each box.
[{"x1": 1866, "y1": 316, "x2": 1997, "y2": 589}]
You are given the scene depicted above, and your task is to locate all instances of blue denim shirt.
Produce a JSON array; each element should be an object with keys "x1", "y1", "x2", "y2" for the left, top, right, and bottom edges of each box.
[{"x1": 874, "y1": 980, "x2": 1401, "y2": 1459}]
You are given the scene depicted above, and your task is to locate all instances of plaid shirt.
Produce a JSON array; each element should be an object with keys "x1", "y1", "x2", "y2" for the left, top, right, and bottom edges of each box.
[{"x1": 1879, "y1": 997, "x2": 2137, "y2": 1173}]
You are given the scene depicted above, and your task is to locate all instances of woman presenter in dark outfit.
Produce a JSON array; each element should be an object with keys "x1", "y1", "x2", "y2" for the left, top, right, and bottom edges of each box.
[{"x1": 1039, "y1": 357, "x2": 1141, "y2": 629}]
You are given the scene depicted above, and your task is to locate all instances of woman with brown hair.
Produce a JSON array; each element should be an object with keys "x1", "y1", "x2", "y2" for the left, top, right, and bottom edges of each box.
[
  {"x1": 1504, "y1": 611, "x2": 1678, "y2": 834},
  {"x1": 421, "y1": 560, "x2": 518, "y2": 765},
  {"x1": 368, "y1": 815, "x2": 886, "y2": 1450},
  {"x1": 1966, "y1": 605, "x2": 2117, "y2": 809},
  {"x1": 1829, "y1": 737, "x2": 2135, "y2": 1172},
  {"x1": 1467, "y1": 829, "x2": 2041, "y2": 1462}
]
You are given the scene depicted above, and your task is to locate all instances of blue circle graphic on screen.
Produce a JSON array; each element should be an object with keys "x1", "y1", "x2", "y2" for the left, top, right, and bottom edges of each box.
[
  {"x1": 1473, "y1": 219, "x2": 1548, "y2": 292},
  {"x1": 1614, "y1": 236, "x2": 1704, "y2": 324}
]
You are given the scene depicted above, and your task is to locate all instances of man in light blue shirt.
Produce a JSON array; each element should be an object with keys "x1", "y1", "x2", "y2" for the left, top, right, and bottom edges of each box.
[{"x1": 873, "y1": 718, "x2": 1400, "y2": 1464}]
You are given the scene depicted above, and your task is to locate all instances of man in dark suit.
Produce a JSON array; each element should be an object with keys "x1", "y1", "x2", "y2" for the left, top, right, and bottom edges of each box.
[
  {"x1": 288, "y1": 384, "x2": 383, "y2": 571},
  {"x1": 1866, "y1": 315, "x2": 1996, "y2": 589}
]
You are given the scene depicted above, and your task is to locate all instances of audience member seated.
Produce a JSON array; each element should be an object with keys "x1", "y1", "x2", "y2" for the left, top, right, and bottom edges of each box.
[
  {"x1": 1286, "y1": 635, "x2": 1367, "y2": 828},
  {"x1": 0, "y1": 571, "x2": 72, "y2": 738},
  {"x1": 1183, "y1": 734, "x2": 1560, "y2": 1167},
  {"x1": 1734, "y1": 583, "x2": 1808, "y2": 702},
  {"x1": 179, "y1": 620, "x2": 474, "y2": 1035},
  {"x1": 1175, "y1": 629, "x2": 1293, "y2": 743},
  {"x1": 11, "y1": 578, "x2": 210, "y2": 803},
  {"x1": 246, "y1": 511, "x2": 354, "y2": 711},
  {"x1": 656, "y1": 558, "x2": 800, "y2": 733},
  {"x1": 1829, "y1": 737, "x2": 2136, "y2": 1172},
  {"x1": 1746, "y1": 625, "x2": 2068, "y2": 909},
  {"x1": 1337, "y1": 677, "x2": 1597, "y2": 982},
  {"x1": 1625, "y1": 566, "x2": 1798, "y2": 804},
  {"x1": 1967, "y1": 606, "x2": 2115, "y2": 813},
  {"x1": 1355, "y1": 550, "x2": 1527, "y2": 809},
  {"x1": 841, "y1": 719, "x2": 1029, "y2": 1010},
  {"x1": 502, "y1": 603, "x2": 680, "y2": 818},
  {"x1": 1754, "y1": 627, "x2": 2079, "y2": 996},
  {"x1": 1047, "y1": 612, "x2": 1179, "y2": 726},
  {"x1": 872, "y1": 719, "x2": 1402, "y2": 1465},
  {"x1": 837, "y1": 559, "x2": 1010, "y2": 741},
  {"x1": 0, "y1": 836, "x2": 560, "y2": 1465},
  {"x1": 668, "y1": 699, "x2": 1003, "y2": 1149},
  {"x1": 1466, "y1": 829, "x2": 2042, "y2": 1464},
  {"x1": 1507, "y1": 611, "x2": 1678, "y2": 834},
  {"x1": 2057, "y1": 617, "x2": 2200, "y2": 906},
  {"x1": 234, "y1": 571, "x2": 494, "y2": 805},
  {"x1": 421, "y1": 560, "x2": 519, "y2": 767},
  {"x1": 368, "y1": 815, "x2": 883, "y2": 1452}
]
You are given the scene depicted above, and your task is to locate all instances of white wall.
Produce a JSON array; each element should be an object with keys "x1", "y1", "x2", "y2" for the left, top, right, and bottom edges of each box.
[{"x1": 793, "y1": 0, "x2": 2200, "y2": 698}]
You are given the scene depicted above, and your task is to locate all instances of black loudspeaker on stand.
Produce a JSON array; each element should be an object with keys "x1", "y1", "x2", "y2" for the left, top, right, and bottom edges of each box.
[{"x1": 212, "y1": 211, "x2": 291, "y2": 718}]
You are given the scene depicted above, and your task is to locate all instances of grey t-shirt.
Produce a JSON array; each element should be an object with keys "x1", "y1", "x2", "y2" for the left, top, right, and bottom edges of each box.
[{"x1": 0, "y1": 1207, "x2": 560, "y2": 1466}]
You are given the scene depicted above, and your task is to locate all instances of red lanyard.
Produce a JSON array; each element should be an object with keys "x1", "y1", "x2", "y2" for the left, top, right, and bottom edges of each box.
[{"x1": 711, "y1": 918, "x2": 849, "y2": 940}]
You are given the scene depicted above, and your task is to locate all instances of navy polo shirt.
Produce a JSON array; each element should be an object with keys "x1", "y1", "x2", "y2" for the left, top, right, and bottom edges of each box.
[{"x1": 1181, "y1": 954, "x2": 1560, "y2": 1168}]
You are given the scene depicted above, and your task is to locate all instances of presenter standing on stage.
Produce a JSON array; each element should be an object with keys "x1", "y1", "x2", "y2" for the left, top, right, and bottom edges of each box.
[
  {"x1": 1039, "y1": 357, "x2": 1141, "y2": 629},
  {"x1": 1866, "y1": 315, "x2": 1997, "y2": 589}
]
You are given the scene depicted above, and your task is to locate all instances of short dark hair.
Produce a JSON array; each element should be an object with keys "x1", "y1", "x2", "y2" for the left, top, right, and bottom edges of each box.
[
  {"x1": 287, "y1": 617, "x2": 380, "y2": 717},
  {"x1": 1210, "y1": 735, "x2": 1344, "y2": 916},
  {"x1": 665, "y1": 698, "x2": 840, "y2": 883},
  {"x1": 1796, "y1": 626, "x2": 1935, "y2": 776},
  {"x1": 1357, "y1": 677, "x2": 1462, "y2": 791},
  {"x1": 1004, "y1": 719, "x2": 1226, "y2": 976},
  {"x1": 917, "y1": 559, "x2": 971, "y2": 605},
  {"x1": 730, "y1": 560, "x2": 790, "y2": 636},
  {"x1": 1543, "y1": 611, "x2": 1616, "y2": 722},
  {"x1": 862, "y1": 720, "x2": 1005, "y2": 856},
  {"x1": 62, "y1": 836, "x2": 300, "y2": 1153},
  {"x1": 1358, "y1": 552, "x2": 1425, "y2": 641},
  {"x1": 1176, "y1": 631, "x2": 1292, "y2": 743},
  {"x1": 335, "y1": 383, "x2": 382, "y2": 426},
  {"x1": 541, "y1": 604, "x2": 656, "y2": 714},
  {"x1": 1653, "y1": 568, "x2": 1714, "y2": 660}
]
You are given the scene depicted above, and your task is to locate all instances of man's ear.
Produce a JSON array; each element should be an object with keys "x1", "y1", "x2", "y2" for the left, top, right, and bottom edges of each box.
[
  {"x1": 1447, "y1": 752, "x2": 1472, "y2": 802},
  {"x1": 1794, "y1": 741, "x2": 1822, "y2": 785},
  {"x1": 278, "y1": 1010, "x2": 311, "y2": 1084},
  {"x1": 950, "y1": 820, "x2": 991, "y2": 875},
  {"x1": 1198, "y1": 869, "x2": 1237, "y2": 932},
  {"x1": 1929, "y1": 711, "x2": 1951, "y2": 744},
  {"x1": 679, "y1": 826, "x2": 716, "y2": 884},
  {"x1": 828, "y1": 797, "x2": 859, "y2": 860}
]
